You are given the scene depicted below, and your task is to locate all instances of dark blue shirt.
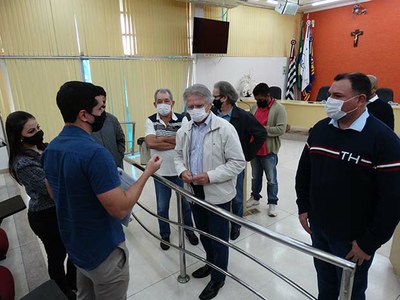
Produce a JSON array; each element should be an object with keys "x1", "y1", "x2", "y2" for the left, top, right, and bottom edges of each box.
[{"x1": 42, "y1": 125, "x2": 123, "y2": 270}]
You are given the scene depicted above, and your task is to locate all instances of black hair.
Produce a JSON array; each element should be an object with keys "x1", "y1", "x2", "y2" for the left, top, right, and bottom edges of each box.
[
  {"x1": 333, "y1": 73, "x2": 371, "y2": 100},
  {"x1": 93, "y1": 85, "x2": 107, "y2": 97},
  {"x1": 5, "y1": 111, "x2": 45, "y2": 184},
  {"x1": 56, "y1": 81, "x2": 98, "y2": 123},
  {"x1": 253, "y1": 83, "x2": 270, "y2": 97}
]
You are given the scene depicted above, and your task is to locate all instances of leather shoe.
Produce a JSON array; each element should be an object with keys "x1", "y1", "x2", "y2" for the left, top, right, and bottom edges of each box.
[
  {"x1": 230, "y1": 228, "x2": 240, "y2": 240},
  {"x1": 187, "y1": 233, "x2": 199, "y2": 245},
  {"x1": 199, "y1": 280, "x2": 225, "y2": 300},
  {"x1": 192, "y1": 265, "x2": 211, "y2": 278},
  {"x1": 160, "y1": 236, "x2": 170, "y2": 250}
]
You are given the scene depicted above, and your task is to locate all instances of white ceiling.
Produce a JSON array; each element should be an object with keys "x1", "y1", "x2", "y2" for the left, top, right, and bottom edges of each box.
[
  {"x1": 177, "y1": 0, "x2": 371, "y2": 13},
  {"x1": 244, "y1": 0, "x2": 371, "y2": 13}
]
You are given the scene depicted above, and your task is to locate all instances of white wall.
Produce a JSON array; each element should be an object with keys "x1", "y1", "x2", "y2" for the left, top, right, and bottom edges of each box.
[{"x1": 194, "y1": 56, "x2": 288, "y2": 95}]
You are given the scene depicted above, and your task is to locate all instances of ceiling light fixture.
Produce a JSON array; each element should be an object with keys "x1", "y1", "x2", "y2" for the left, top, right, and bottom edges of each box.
[
  {"x1": 312, "y1": 0, "x2": 340, "y2": 6},
  {"x1": 267, "y1": 0, "x2": 278, "y2": 4}
]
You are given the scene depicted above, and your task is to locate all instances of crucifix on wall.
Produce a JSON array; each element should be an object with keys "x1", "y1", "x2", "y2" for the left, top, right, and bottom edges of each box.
[{"x1": 351, "y1": 29, "x2": 363, "y2": 47}]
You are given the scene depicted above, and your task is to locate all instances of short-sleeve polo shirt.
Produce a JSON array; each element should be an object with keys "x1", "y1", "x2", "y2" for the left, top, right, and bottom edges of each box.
[{"x1": 42, "y1": 125, "x2": 123, "y2": 270}]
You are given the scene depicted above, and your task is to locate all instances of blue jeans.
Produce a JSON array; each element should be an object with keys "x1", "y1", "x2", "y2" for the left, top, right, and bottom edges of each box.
[
  {"x1": 311, "y1": 224, "x2": 374, "y2": 300},
  {"x1": 154, "y1": 176, "x2": 194, "y2": 238},
  {"x1": 250, "y1": 153, "x2": 278, "y2": 204},
  {"x1": 231, "y1": 170, "x2": 244, "y2": 231}
]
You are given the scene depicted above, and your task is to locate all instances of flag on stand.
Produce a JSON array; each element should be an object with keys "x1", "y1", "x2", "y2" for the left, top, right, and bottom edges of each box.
[
  {"x1": 297, "y1": 20, "x2": 315, "y2": 101},
  {"x1": 300, "y1": 21, "x2": 311, "y2": 93},
  {"x1": 296, "y1": 22, "x2": 304, "y2": 91},
  {"x1": 285, "y1": 39, "x2": 297, "y2": 100},
  {"x1": 302, "y1": 31, "x2": 315, "y2": 101}
]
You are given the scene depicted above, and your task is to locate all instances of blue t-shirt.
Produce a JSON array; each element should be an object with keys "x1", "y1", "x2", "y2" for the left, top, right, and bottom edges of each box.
[{"x1": 42, "y1": 125, "x2": 123, "y2": 270}]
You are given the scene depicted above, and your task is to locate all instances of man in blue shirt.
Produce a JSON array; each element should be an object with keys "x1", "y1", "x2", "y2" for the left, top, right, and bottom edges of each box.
[{"x1": 42, "y1": 81, "x2": 162, "y2": 300}]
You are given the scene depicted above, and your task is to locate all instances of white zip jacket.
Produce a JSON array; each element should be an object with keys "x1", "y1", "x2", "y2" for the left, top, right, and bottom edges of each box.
[{"x1": 175, "y1": 112, "x2": 246, "y2": 204}]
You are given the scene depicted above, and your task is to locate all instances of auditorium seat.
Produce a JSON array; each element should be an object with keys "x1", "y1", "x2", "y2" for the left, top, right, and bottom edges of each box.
[
  {"x1": 269, "y1": 86, "x2": 282, "y2": 100},
  {"x1": 316, "y1": 86, "x2": 330, "y2": 102},
  {"x1": 0, "y1": 266, "x2": 15, "y2": 300},
  {"x1": 376, "y1": 88, "x2": 394, "y2": 103}
]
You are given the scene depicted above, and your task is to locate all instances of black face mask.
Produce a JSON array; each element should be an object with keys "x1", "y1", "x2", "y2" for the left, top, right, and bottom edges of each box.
[
  {"x1": 213, "y1": 98, "x2": 223, "y2": 110},
  {"x1": 22, "y1": 130, "x2": 44, "y2": 146},
  {"x1": 87, "y1": 111, "x2": 106, "y2": 132},
  {"x1": 256, "y1": 100, "x2": 268, "y2": 108}
]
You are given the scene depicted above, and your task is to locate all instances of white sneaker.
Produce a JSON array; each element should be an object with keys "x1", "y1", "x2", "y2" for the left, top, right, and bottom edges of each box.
[
  {"x1": 268, "y1": 204, "x2": 277, "y2": 217},
  {"x1": 246, "y1": 196, "x2": 260, "y2": 208}
]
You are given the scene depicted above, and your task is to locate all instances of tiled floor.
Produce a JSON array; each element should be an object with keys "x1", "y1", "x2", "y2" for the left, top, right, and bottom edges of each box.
[{"x1": 1, "y1": 136, "x2": 400, "y2": 299}]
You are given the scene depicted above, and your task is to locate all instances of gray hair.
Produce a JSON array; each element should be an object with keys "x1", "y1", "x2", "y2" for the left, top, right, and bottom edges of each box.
[
  {"x1": 367, "y1": 75, "x2": 377, "y2": 90},
  {"x1": 214, "y1": 81, "x2": 239, "y2": 104},
  {"x1": 154, "y1": 88, "x2": 173, "y2": 102},
  {"x1": 183, "y1": 84, "x2": 213, "y2": 104}
]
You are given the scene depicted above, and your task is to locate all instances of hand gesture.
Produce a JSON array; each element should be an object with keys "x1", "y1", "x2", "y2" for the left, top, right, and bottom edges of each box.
[
  {"x1": 192, "y1": 172, "x2": 210, "y2": 185},
  {"x1": 145, "y1": 155, "x2": 162, "y2": 175},
  {"x1": 180, "y1": 170, "x2": 193, "y2": 184}
]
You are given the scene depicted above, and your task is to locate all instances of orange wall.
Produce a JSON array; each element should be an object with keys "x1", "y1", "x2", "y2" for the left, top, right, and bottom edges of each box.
[{"x1": 306, "y1": 0, "x2": 400, "y2": 102}]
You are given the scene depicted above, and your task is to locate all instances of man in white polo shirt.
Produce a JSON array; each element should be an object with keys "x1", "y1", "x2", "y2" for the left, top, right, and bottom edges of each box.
[{"x1": 145, "y1": 88, "x2": 198, "y2": 250}]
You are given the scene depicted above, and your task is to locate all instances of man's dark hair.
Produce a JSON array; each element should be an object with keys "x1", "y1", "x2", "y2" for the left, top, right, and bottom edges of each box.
[
  {"x1": 333, "y1": 72, "x2": 371, "y2": 100},
  {"x1": 93, "y1": 85, "x2": 106, "y2": 97},
  {"x1": 253, "y1": 83, "x2": 270, "y2": 97},
  {"x1": 214, "y1": 81, "x2": 238, "y2": 105},
  {"x1": 56, "y1": 81, "x2": 98, "y2": 123}
]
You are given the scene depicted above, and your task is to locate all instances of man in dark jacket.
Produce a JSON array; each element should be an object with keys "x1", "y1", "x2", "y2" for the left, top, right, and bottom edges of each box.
[
  {"x1": 296, "y1": 72, "x2": 400, "y2": 299},
  {"x1": 212, "y1": 81, "x2": 266, "y2": 240},
  {"x1": 366, "y1": 75, "x2": 394, "y2": 130},
  {"x1": 92, "y1": 86, "x2": 126, "y2": 168}
]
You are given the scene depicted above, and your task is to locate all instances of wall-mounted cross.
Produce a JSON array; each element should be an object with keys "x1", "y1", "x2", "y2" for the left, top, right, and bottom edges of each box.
[{"x1": 351, "y1": 29, "x2": 363, "y2": 47}]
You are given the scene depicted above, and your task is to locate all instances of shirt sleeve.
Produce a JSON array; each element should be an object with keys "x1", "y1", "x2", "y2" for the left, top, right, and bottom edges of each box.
[
  {"x1": 87, "y1": 147, "x2": 121, "y2": 195},
  {"x1": 114, "y1": 118, "x2": 126, "y2": 155},
  {"x1": 145, "y1": 118, "x2": 155, "y2": 137},
  {"x1": 295, "y1": 141, "x2": 312, "y2": 215},
  {"x1": 15, "y1": 158, "x2": 49, "y2": 197}
]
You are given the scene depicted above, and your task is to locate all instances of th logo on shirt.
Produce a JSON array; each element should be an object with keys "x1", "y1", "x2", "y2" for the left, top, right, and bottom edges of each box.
[{"x1": 340, "y1": 151, "x2": 360, "y2": 164}]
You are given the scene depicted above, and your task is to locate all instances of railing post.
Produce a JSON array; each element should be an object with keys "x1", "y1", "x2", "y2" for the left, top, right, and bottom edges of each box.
[
  {"x1": 338, "y1": 268, "x2": 354, "y2": 300},
  {"x1": 176, "y1": 192, "x2": 190, "y2": 283}
]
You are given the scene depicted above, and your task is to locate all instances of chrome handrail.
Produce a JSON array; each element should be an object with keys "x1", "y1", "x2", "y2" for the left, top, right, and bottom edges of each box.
[{"x1": 125, "y1": 157, "x2": 356, "y2": 299}]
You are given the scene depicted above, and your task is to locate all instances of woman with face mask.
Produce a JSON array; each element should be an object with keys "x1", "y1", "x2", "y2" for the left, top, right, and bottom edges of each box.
[{"x1": 5, "y1": 111, "x2": 76, "y2": 299}]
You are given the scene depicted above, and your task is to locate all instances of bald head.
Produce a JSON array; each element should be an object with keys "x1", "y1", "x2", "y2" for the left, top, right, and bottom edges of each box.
[{"x1": 367, "y1": 75, "x2": 377, "y2": 97}]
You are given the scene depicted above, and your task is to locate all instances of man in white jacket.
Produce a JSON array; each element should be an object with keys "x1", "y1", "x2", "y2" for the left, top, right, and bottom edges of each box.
[{"x1": 175, "y1": 84, "x2": 245, "y2": 300}]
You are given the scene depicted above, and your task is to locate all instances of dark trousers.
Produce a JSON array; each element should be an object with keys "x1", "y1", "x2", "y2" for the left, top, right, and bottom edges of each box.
[
  {"x1": 191, "y1": 185, "x2": 230, "y2": 282},
  {"x1": 310, "y1": 223, "x2": 374, "y2": 300},
  {"x1": 28, "y1": 207, "x2": 76, "y2": 295}
]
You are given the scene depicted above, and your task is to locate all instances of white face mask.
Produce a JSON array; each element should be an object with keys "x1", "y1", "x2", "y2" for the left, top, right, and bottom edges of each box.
[
  {"x1": 325, "y1": 95, "x2": 359, "y2": 120},
  {"x1": 156, "y1": 103, "x2": 171, "y2": 116},
  {"x1": 188, "y1": 106, "x2": 208, "y2": 122}
]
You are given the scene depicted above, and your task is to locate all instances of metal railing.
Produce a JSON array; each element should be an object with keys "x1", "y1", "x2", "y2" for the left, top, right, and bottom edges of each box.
[{"x1": 125, "y1": 157, "x2": 356, "y2": 300}]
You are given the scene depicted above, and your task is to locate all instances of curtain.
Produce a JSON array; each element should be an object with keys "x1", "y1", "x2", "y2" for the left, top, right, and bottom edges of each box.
[
  {"x1": 125, "y1": 0, "x2": 190, "y2": 56},
  {"x1": 0, "y1": 0, "x2": 78, "y2": 56},
  {"x1": 5, "y1": 59, "x2": 82, "y2": 140},
  {"x1": 90, "y1": 58, "x2": 192, "y2": 139},
  {"x1": 0, "y1": 61, "x2": 12, "y2": 117}
]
